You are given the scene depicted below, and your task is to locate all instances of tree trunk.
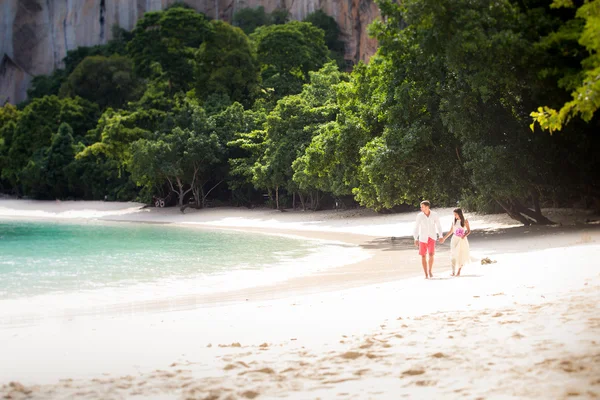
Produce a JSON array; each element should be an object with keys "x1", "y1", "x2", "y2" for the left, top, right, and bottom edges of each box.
[
  {"x1": 512, "y1": 199, "x2": 555, "y2": 225},
  {"x1": 292, "y1": 191, "x2": 296, "y2": 210},
  {"x1": 496, "y1": 198, "x2": 555, "y2": 225},
  {"x1": 176, "y1": 177, "x2": 185, "y2": 207},
  {"x1": 275, "y1": 185, "x2": 279, "y2": 210},
  {"x1": 532, "y1": 188, "x2": 541, "y2": 215},
  {"x1": 496, "y1": 199, "x2": 531, "y2": 225},
  {"x1": 312, "y1": 190, "x2": 321, "y2": 211},
  {"x1": 299, "y1": 192, "x2": 306, "y2": 211},
  {"x1": 193, "y1": 186, "x2": 201, "y2": 207}
]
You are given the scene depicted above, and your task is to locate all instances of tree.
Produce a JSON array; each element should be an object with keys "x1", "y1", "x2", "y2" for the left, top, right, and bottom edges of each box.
[
  {"x1": 196, "y1": 21, "x2": 260, "y2": 107},
  {"x1": 27, "y1": 71, "x2": 67, "y2": 101},
  {"x1": 364, "y1": 0, "x2": 590, "y2": 222},
  {"x1": 530, "y1": 0, "x2": 600, "y2": 133},
  {"x1": 226, "y1": 105, "x2": 269, "y2": 203},
  {"x1": 77, "y1": 108, "x2": 156, "y2": 170},
  {"x1": 19, "y1": 123, "x2": 78, "y2": 199},
  {"x1": 127, "y1": 6, "x2": 213, "y2": 92},
  {"x1": 294, "y1": 58, "x2": 387, "y2": 201},
  {"x1": 0, "y1": 104, "x2": 21, "y2": 192},
  {"x1": 304, "y1": 10, "x2": 346, "y2": 68},
  {"x1": 46, "y1": 123, "x2": 77, "y2": 198},
  {"x1": 270, "y1": 8, "x2": 290, "y2": 25},
  {"x1": 248, "y1": 62, "x2": 342, "y2": 209},
  {"x1": 59, "y1": 55, "x2": 142, "y2": 110},
  {"x1": 2, "y1": 96, "x2": 98, "y2": 193},
  {"x1": 251, "y1": 21, "x2": 330, "y2": 99},
  {"x1": 26, "y1": 25, "x2": 133, "y2": 101},
  {"x1": 233, "y1": 6, "x2": 271, "y2": 35},
  {"x1": 129, "y1": 99, "x2": 224, "y2": 208}
]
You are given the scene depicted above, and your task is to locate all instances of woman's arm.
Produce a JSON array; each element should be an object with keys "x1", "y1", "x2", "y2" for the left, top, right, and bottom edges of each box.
[
  {"x1": 442, "y1": 222, "x2": 453, "y2": 241},
  {"x1": 464, "y1": 220, "x2": 471, "y2": 238}
]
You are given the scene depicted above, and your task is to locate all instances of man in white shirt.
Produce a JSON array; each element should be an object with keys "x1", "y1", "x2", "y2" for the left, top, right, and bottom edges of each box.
[{"x1": 413, "y1": 200, "x2": 443, "y2": 279}]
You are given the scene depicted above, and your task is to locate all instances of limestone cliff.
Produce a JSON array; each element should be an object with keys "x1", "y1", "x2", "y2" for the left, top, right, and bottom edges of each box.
[{"x1": 0, "y1": 0, "x2": 380, "y2": 104}]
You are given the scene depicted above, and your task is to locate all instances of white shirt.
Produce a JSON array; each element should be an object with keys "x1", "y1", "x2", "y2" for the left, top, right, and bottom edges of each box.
[{"x1": 413, "y1": 210, "x2": 443, "y2": 243}]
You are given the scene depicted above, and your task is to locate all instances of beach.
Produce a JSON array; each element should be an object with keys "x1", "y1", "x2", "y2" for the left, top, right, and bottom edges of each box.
[{"x1": 0, "y1": 200, "x2": 599, "y2": 399}]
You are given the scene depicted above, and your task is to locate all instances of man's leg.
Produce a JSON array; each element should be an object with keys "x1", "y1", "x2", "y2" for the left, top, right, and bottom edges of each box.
[
  {"x1": 419, "y1": 241, "x2": 429, "y2": 279},
  {"x1": 421, "y1": 255, "x2": 428, "y2": 279},
  {"x1": 428, "y1": 254, "x2": 434, "y2": 278},
  {"x1": 427, "y1": 238, "x2": 435, "y2": 278}
]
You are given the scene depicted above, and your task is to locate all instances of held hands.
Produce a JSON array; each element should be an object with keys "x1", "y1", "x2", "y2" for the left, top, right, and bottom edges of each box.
[
  {"x1": 439, "y1": 237, "x2": 445, "y2": 244},
  {"x1": 414, "y1": 240, "x2": 419, "y2": 247}
]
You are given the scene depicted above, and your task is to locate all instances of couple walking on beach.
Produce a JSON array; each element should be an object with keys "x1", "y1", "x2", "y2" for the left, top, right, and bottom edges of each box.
[{"x1": 413, "y1": 200, "x2": 471, "y2": 279}]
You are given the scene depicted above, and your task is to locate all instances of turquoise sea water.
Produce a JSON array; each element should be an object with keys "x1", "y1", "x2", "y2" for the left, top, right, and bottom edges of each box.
[{"x1": 0, "y1": 219, "x2": 317, "y2": 300}]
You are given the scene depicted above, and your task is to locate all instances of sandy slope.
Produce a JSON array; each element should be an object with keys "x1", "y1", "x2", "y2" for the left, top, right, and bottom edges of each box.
[{"x1": 0, "y1": 200, "x2": 599, "y2": 399}]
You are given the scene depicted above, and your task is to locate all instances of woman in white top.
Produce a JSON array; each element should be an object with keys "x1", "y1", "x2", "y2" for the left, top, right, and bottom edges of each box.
[{"x1": 441, "y1": 208, "x2": 471, "y2": 276}]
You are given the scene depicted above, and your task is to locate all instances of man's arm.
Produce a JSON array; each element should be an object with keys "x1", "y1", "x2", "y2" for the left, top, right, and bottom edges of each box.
[
  {"x1": 435, "y1": 214, "x2": 444, "y2": 240},
  {"x1": 413, "y1": 214, "x2": 421, "y2": 241}
]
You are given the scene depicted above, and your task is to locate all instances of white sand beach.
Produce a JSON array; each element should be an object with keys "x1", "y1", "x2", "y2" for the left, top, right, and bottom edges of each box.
[{"x1": 0, "y1": 200, "x2": 599, "y2": 399}]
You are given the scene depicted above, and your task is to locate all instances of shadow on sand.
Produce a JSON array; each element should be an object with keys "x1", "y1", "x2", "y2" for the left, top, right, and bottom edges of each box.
[{"x1": 360, "y1": 223, "x2": 600, "y2": 255}]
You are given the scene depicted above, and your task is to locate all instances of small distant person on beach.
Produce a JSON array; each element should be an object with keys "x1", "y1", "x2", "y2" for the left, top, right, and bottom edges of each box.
[
  {"x1": 441, "y1": 208, "x2": 471, "y2": 276},
  {"x1": 413, "y1": 200, "x2": 444, "y2": 279}
]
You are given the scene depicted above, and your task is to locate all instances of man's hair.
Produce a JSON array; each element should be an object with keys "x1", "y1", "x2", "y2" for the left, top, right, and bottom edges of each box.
[{"x1": 420, "y1": 200, "x2": 431, "y2": 207}]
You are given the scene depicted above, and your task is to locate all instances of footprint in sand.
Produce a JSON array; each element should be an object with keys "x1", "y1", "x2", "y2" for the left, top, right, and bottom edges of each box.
[
  {"x1": 254, "y1": 368, "x2": 275, "y2": 374},
  {"x1": 415, "y1": 380, "x2": 437, "y2": 386},
  {"x1": 401, "y1": 369, "x2": 425, "y2": 376},
  {"x1": 218, "y1": 342, "x2": 242, "y2": 348},
  {"x1": 354, "y1": 368, "x2": 370, "y2": 376},
  {"x1": 340, "y1": 351, "x2": 362, "y2": 360}
]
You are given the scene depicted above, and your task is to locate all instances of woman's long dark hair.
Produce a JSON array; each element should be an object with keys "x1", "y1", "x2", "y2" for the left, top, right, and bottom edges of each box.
[{"x1": 454, "y1": 208, "x2": 465, "y2": 227}]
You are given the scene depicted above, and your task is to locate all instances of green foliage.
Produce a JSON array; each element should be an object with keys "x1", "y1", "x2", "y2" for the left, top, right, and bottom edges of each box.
[
  {"x1": 251, "y1": 21, "x2": 330, "y2": 99},
  {"x1": 226, "y1": 106, "x2": 269, "y2": 191},
  {"x1": 1, "y1": 96, "x2": 99, "y2": 191},
  {"x1": 27, "y1": 71, "x2": 67, "y2": 101},
  {"x1": 270, "y1": 9, "x2": 290, "y2": 25},
  {"x1": 130, "y1": 98, "x2": 225, "y2": 206},
  {"x1": 18, "y1": 123, "x2": 81, "y2": 199},
  {"x1": 531, "y1": 0, "x2": 600, "y2": 132},
  {"x1": 0, "y1": 104, "x2": 21, "y2": 190},
  {"x1": 196, "y1": 21, "x2": 260, "y2": 107},
  {"x1": 7, "y1": 5, "x2": 598, "y2": 215},
  {"x1": 26, "y1": 25, "x2": 133, "y2": 102},
  {"x1": 303, "y1": 10, "x2": 346, "y2": 68},
  {"x1": 233, "y1": 6, "x2": 271, "y2": 34},
  {"x1": 59, "y1": 55, "x2": 142, "y2": 110},
  {"x1": 45, "y1": 123, "x2": 78, "y2": 198},
  {"x1": 359, "y1": 0, "x2": 598, "y2": 218},
  {"x1": 127, "y1": 7, "x2": 212, "y2": 92},
  {"x1": 78, "y1": 108, "x2": 157, "y2": 168},
  {"x1": 245, "y1": 62, "x2": 342, "y2": 197}
]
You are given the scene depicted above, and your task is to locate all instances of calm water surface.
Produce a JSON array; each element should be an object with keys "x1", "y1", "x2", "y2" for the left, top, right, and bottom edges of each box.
[{"x1": 0, "y1": 219, "x2": 318, "y2": 299}]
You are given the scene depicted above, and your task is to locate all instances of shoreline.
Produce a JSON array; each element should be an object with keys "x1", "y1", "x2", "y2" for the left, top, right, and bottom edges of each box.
[
  {"x1": 1, "y1": 202, "x2": 599, "y2": 322},
  {"x1": 1, "y1": 200, "x2": 599, "y2": 398}
]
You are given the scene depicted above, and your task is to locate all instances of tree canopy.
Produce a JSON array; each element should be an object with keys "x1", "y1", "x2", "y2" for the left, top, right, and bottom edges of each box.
[{"x1": 1, "y1": 5, "x2": 597, "y2": 223}]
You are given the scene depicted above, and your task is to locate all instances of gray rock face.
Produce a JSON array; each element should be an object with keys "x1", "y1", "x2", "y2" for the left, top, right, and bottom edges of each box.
[{"x1": 0, "y1": 0, "x2": 379, "y2": 104}]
